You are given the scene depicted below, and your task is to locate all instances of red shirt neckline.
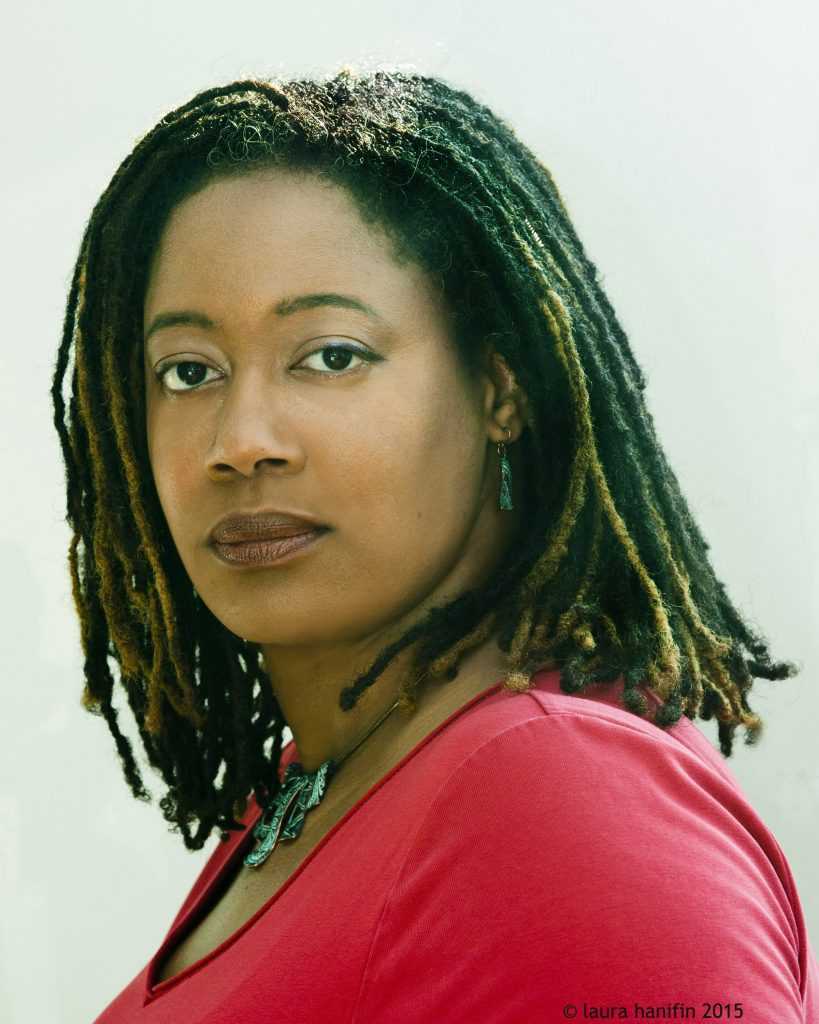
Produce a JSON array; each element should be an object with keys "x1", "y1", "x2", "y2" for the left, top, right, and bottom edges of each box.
[{"x1": 144, "y1": 672, "x2": 513, "y2": 1002}]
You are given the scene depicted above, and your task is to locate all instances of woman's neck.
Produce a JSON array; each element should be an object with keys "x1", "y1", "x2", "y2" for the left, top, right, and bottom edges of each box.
[{"x1": 266, "y1": 634, "x2": 511, "y2": 778}]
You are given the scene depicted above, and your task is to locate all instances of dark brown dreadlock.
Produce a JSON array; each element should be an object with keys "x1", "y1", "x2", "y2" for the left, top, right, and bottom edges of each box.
[{"x1": 51, "y1": 66, "x2": 799, "y2": 851}]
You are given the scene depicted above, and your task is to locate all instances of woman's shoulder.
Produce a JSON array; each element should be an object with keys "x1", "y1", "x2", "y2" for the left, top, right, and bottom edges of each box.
[
  {"x1": 429, "y1": 667, "x2": 801, "y2": 895},
  {"x1": 355, "y1": 666, "x2": 817, "y2": 1023},
  {"x1": 434, "y1": 664, "x2": 739, "y2": 793}
]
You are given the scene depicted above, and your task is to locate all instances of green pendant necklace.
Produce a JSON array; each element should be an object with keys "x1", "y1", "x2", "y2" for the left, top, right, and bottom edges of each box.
[{"x1": 244, "y1": 697, "x2": 402, "y2": 868}]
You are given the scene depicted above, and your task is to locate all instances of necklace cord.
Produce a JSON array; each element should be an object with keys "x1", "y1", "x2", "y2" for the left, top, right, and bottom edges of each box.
[{"x1": 332, "y1": 697, "x2": 402, "y2": 769}]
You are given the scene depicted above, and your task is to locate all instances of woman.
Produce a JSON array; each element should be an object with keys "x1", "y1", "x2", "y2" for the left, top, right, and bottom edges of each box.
[{"x1": 53, "y1": 68, "x2": 817, "y2": 1022}]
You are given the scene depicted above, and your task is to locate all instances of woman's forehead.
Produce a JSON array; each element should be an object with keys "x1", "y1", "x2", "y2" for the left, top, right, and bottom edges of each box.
[
  {"x1": 143, "y1": 171, "x2": 452, "y2": 340},
  {"x1": 153, "y1": 170, "x2": 380, "y2": 258}
]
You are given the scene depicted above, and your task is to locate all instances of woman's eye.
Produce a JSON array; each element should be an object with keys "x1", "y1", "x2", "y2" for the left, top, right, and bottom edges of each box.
[
  {"x1": 154, "y1": 343, "x2": 377, "y2": 393},
  {"x1": 155, "y1": 360, "x2": 220, "y2": 393},
  {"x1": 296, "y1": 343, "x2": 373, "y2": 375}
]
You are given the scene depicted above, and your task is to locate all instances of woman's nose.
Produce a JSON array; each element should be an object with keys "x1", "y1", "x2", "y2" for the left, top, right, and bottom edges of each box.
[{"x1": 205, "y1": 375, "x2": 304, "y2": 480}]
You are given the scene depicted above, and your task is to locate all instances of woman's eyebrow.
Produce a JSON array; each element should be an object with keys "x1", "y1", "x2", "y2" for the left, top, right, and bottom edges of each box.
[{"x1": 143, "y1": 292, "x2": 387, "y2": 344}]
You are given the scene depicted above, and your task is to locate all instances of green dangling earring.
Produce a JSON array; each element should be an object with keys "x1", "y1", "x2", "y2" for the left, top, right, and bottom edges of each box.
[{"x1": 497, "y1": 425, "x2": 514, "y2": 511}]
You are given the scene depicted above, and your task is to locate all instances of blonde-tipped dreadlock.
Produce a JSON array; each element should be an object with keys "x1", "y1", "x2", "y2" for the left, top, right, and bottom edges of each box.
[{"x1": 51, "y1": 67, "x2": 799, "y2": 850}]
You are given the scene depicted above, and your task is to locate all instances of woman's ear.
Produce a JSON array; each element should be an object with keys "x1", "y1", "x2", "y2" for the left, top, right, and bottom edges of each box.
[{"x1": 479, "y1": 345, "x2": 532, "y2": 442}]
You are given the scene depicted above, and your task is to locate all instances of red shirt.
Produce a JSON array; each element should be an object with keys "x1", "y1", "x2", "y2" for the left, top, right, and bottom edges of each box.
[{"x1": 94, "y1": 667, "x2": 819, "y2": 1022}]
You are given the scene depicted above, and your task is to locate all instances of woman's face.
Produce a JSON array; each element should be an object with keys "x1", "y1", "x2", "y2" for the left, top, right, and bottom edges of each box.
[{"x1": 143, "y1": 169, "x2": 523, "y2": 649}]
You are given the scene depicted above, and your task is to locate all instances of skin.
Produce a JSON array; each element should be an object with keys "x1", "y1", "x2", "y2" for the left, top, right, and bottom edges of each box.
[{"x1": 143, "y1": 168, "x2": 531, "y2": 791}]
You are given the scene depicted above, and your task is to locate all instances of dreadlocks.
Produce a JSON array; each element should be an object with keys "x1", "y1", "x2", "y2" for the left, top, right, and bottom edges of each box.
[{"x1": 51, "y1": 66, "x2": 799, "y2": 851}]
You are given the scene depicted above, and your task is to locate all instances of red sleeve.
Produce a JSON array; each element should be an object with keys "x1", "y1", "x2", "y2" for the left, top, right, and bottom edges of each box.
[{"x1": 353, "y1": 713, "x2": 816, "y2": 1023}]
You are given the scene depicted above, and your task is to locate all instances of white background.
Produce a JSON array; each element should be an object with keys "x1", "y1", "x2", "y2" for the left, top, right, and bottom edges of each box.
[{"x1": 1, "y1": 1, "x2": 817, "y2": 1020}]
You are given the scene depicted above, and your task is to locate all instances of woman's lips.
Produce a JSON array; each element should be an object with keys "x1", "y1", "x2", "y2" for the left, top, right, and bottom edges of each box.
[
  {"x1": 209, "y1": 509, "x2": 329, "y2": 544},
  {"x1": 211, "y1": 528, "x2": 329, "y2": 567}
]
